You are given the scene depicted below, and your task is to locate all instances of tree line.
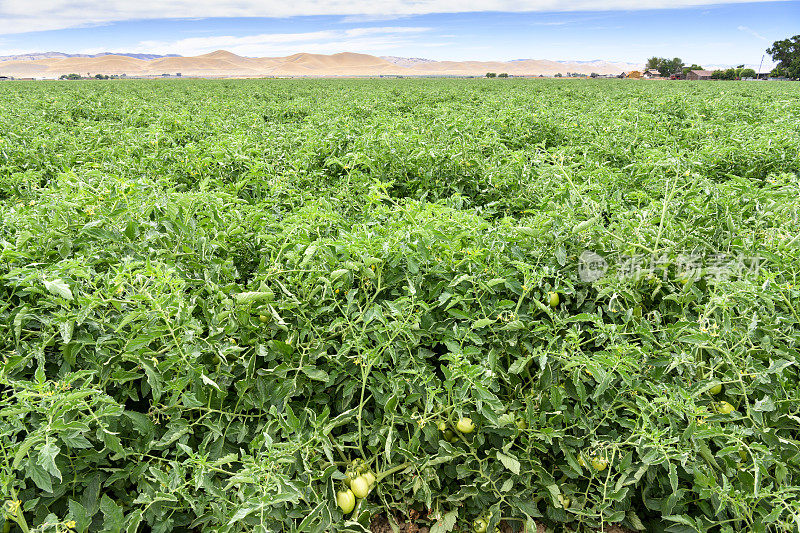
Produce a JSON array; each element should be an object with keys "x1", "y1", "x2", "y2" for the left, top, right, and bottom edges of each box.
[
  {"x1": 645, "y1": 33, "x2": 798, "y2": 80},
  {"x1": 644, "y1": 57, "x2": 756, "y2": 79}
]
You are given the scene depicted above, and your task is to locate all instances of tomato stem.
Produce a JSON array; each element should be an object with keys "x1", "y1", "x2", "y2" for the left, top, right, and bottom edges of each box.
[
  {"x1": 6, "y1": 489, "x2": 29, "y2": 533},
  {"x1": 376, "y1": 461, "x2": 412, "y2": 482}
]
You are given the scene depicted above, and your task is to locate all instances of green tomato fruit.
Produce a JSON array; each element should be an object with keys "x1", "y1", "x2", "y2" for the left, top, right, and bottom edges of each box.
[
  {"x1": 336, "y1": 489, "x2": 356, "y2": 514},
  {"x1": 548, "y1": 292, "x2": 560, "y2": 308},
  {"x1": 442, "y1": 429, "x2": 454, "y2": 441},
  {"x1": 516, "y1": 417, "x2": 527, "y2": 430},
  {"x1": 709, "y1": 383, "x2": 722, "y2": 395},
  {"x1": 258, "y1": 314, "x2": 269, "y2": 323},
  {"x1": 344, "y1": 470, "x2": 359, "y2": 488},
  {"x1": 350, "y1": 476, "x2": 370, "y2": 499},
  {"x1": 718, "y1": 401, "x2": 735, "y2": 415},
  {"x1": 473, "y1": 518, "x2": 488, "y2": 533},
  {"x1": 591, "y1": 457, "x2": 609, "y2": 472},
  {"x1": 437, "y1": 420, "x2": 447, "y2": 432},
  {"x1": 363, "y1": 471, "x2": 376, "y2": 487},
  {"x1": 456, "y1": 417, "x2": 475, "y2": 434}
]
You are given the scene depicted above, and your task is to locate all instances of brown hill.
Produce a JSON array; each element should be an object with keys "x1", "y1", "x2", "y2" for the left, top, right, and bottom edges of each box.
[{"x1": 0, "y1": 51, "x2": 638, "y2": 78}]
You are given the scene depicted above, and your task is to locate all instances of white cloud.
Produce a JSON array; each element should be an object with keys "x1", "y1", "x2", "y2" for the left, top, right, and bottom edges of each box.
[
  {"x1": 0, "y1": 0, "x2": 790, "y2": 35},
  {"x1": 339, "y1": 14, "x2": 412, "y2": 23},
  {"x1": 737, "y1": 25, "x2": 768, "y2": 41},
  {"x1": 125, "y1": 27, "x2": 434, "y2": 56}
]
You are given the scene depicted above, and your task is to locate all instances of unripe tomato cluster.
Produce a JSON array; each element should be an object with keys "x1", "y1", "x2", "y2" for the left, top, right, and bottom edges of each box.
[
  {"x1": 472, "y1": 515, "x2": 501, "y2": 533},
  {"x1": 336, "y1": 460, "x2": 377, "y2": 515},
  {"x1": 437, "y1": 417, "x2": 476, "y2": 444}
]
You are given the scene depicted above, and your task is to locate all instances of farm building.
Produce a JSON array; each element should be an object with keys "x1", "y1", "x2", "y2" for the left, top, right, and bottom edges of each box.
[
  {"x1": 642, "y1": 69, "x2": 662, "y2": 78},
  {"x1": 686, "y1": 69, "x2": 713, "y2": 80},
  {"x1": 626, "y1": 70, "x2": 641, "y2": 79}
]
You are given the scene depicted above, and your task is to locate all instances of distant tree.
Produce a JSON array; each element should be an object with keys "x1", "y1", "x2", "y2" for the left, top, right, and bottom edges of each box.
[
  {"x1": 485, "y1": 72, "x2": 497, "y2": 78},
  {"x1": 736, "y1": 64, "x2": 745, "y2": 69},
  {"x1": 554, "y1": 73, "x2": 563, "y2": 78},
  {"x1": 766, "y1": 34, "x2": 800, "y2": 78},
  {"x1": 682, "y1": 64, "x2": 703, "y2": 76},
  {"x1": 590, "y1": 72, "x2": 598, "y2": 78},
  {"x1": 740, "y1": 68, "x2": 756, "y2": 78},
  {"x1": 498, "y1": 72, "x2": 509, "y2": 78},
  {"x1": 61, "y1": 73, "x2": 81, "y2": 80},
  {"x1": 646, "y1": 57, "x2": 685, "y2": 77},
  {"x1": 712, "y1": 69, "x2": 736, "y2": 80},
  {"x1": 663, "y1": 57, "x2": 684, "y2": 77}
]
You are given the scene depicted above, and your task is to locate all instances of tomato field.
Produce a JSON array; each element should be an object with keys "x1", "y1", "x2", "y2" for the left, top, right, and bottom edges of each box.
[{"x1": 1, "y1": 78, "x2": 800, "y2": 532}]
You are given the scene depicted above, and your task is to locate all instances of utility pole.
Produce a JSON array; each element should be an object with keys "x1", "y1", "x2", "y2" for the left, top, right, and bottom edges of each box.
[{"x1": 758, "y1": 55, "x2": 765, "y2": 79}]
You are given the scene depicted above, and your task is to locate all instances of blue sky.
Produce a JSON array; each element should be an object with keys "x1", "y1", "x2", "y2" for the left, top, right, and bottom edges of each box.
[{"x1": 0, "y1": 1, "x2": 796, "y2": 65}]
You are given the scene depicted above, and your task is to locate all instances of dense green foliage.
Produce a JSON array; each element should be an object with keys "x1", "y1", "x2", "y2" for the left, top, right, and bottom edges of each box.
[
  {"x1": 1, "y1": 78, "x2": 800, "y2": 532},
  {"x1": 767, "y1": 35, "x2": 800, "y2": 79}
]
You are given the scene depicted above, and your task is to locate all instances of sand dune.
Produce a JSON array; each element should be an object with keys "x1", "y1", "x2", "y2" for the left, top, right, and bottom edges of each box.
[{"x1": 0, "y1": 50, "x2": 639, "y2": 78}]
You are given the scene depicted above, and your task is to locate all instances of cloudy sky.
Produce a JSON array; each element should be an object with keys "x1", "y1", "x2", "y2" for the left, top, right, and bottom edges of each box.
[{"x1": 0, "y1": 0, "x2": 796, "y2": 65}]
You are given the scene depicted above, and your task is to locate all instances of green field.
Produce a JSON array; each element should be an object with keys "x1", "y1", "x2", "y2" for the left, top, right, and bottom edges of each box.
[{"x1": 1, "y1": 78, "x2": 800, "y2": 532}]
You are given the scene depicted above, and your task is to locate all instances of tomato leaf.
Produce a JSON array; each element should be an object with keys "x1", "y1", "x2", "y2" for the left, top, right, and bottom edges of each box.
[
  {"x1": 497, "y1": 451, "x2": 521, "y2": 475},
  {"x1": 430, "y1": 510, "x2": 457, "y2": 533},
  {"x1": 43, "y1": 278, "x2": 74, "y2": 300}
]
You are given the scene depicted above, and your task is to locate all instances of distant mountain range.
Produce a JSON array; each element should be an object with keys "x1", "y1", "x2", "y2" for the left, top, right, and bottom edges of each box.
[
  {"x1": 380, "y1": 56, "x2": 437, "y2": 67},
  {"x1": 0, "y1": 50, "x2": 645, "y2": 78},
  {"x1": 0, "y1": 52, "x2": 775, "y2": 77},
  {"x1": 0, "y1": 52, "x2": 180, "y2": 62}
]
